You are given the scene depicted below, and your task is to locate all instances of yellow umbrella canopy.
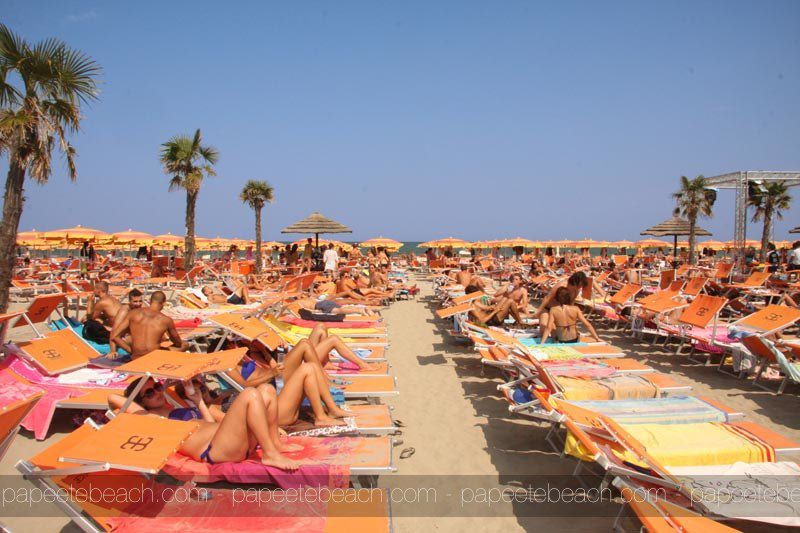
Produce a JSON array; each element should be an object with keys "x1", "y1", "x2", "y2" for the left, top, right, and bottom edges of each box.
[
  {"x1": 42, "y1": 225, "x2": 109, "y2": 242},
  {"x1": 418, "y1": 237, "x2": 470, "y2": 249},
  {"x1": 262, "y1": 241, "x2": 284, "y2": 249},
  {"x1": 360, "y1": 237, "x2": 403, "y2": 250},
  {"x1": 194, "y1": 237, "x2": 216, "y2": 250},
  {"x1": 497, "y1": 237, "x2": 540, "y2": 248},
  {"x1": 152, "y1": 233, "x2": 185, "y2": 246},
  {"x1": 16, "y1": 230, "x2": 53, "y2": 248},
  {"x1": 635, "y1": 239, "x2": 671, "y2": 248},
  {"x1": 612, "y1": 240, "x2": 635, "y2": 247},
  {"x1": 16, "y1": 230, "x2": 48, "y2": 247},
  {"x1": 723, "y1": 239, "x2": 762, "y2": 249},
  {"x1": 565, "y1": 238, "x2": 609, "y2": 248},
  {"x1": 111, "y1": 229, "x2": 154, "y2": 245}
]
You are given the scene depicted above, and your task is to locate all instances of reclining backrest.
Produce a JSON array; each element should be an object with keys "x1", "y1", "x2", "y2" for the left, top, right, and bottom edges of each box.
[
  {"x1": 682, "y1": 276, "x2": 708, "y2": 297},
  {"x1": 659, "y1": 269, "x2": 675, "y2": 290},
  {"x1": 741, "y1": 270, "x2": 771, "y2": 287},
  {"x1": 714, "y1": 262, "x2": 733, "y2": 280},
  {"x1": 609, "y1": 283, "x2": 642, "y2": 306},
  {"x1": 13, "y1": 293, "x2": 66, "y2": 328},
  {"x1": 741, "y1": 335, "x2": 776, "y2": 363},
  {"x1": 677, "y1": 294, "x2": 727, "y2": 328},
  {"x1": 736, "y1": 304, "x2": 800, "y2": 334}
]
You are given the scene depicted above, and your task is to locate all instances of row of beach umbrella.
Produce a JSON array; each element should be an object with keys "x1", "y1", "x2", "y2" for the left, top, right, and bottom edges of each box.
[
  {"x1": 417, "y1": 237, "x2": 792, "y2": 251},
  {"x1": 15, "y1": 225, "x2": 405, "y2": 252}
]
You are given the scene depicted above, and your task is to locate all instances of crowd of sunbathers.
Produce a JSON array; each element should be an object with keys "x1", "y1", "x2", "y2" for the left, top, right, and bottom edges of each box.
[
  {"x1": 47, "y1": 242, "x2": 416, "y2": 471},
  {"x1": 434, "y1": 240, "x2": 800, "y2": 345}
]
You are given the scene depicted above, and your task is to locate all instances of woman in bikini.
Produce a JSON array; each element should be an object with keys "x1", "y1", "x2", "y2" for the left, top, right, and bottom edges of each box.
[
  {"x1": 221, "y1": 330, "x2": 364, "y2": 427},
  {"x1": 539, "y1": 287, "x2": 601, "y2": 344},
  {"x1": 534, "y1": 271, "x2": 593, "y2": 328},
  {"x1": 108, "y1": 377, "x2": 299, "y2": 469}
]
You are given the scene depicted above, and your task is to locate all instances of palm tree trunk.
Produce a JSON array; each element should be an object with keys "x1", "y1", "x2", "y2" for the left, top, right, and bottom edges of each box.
[
  {"x1": 0, "y1": 160, "x2": 25, "y2": 317},
  {"x1": 688, "y1": 217, "x2": 697, "y2": 265},
  {"x1": 760, "y1": 203, "x2": 773, "y2": 262},
  {"x1": 185, "y1": 190, "x2": 198, "y2": 271},
  {"x1": 254, "y1": 207, "x2": 262, "y2": 274}
]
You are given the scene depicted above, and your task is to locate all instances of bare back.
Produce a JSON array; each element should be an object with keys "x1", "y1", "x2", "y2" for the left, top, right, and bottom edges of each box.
[
  {"x1": 93, "y1": 295, "x2": 122, "y2": 327},
  {"x1": 127, "y1": 307, "x2": 174, "y2": 357}
]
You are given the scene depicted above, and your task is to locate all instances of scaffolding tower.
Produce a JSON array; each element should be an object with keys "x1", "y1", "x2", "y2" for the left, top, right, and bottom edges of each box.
[{"x1": 704, "y1": 171, "x2": 800, "y2": 271}]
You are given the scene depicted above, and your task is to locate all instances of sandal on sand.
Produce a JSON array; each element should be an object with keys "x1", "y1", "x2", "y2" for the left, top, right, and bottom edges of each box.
[
  {"x1": 393, "y1": 420, "x2": 406, "y2": 428},
  {"x1": 393, "y1": 438, "x2": 404, "y2": 446},
  {"x1": 400, "y1": 447, "x2": 415, "y2": 459}
]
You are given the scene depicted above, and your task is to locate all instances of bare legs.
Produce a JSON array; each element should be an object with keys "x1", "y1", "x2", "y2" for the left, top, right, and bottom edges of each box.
[
  {"x1": 281, "y1": 339, "x2": 350, "y2": 420},
  {"x1": 209, "y1": 387, "x2": 299, "y2": 469}
]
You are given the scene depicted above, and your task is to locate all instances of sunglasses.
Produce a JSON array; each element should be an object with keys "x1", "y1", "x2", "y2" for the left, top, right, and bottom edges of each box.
[{"x1": 139, "y1": 381, "x2": 164, "y2": 400}]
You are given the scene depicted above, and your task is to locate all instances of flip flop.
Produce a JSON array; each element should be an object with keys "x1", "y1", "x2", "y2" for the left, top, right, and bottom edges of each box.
[
  {"x1": 399, "y1": 447, "x2": 415, "y2": 459},
  {"x1": 393, "y1": 419, "x2": 406, "y2": 428}
]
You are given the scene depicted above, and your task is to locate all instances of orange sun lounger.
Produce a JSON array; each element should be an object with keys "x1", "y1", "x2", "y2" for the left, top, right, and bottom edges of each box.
[
  {"x1": 11, "y1": 293, "x2": 68, "y2": 337},
  {"x1": 613, "y1": 477, "x2": 740, "y2": 533},
  {"x1": 15, "y1": 328, "x2": 103, "y2": 375},
  {"x1": 16, "y1": 421, "x2": 393, "y2": 533},
  {"x1": 0, "y1": 390, "x2": 43, "y2": 462},
  {"x1": 731, "y1": 304, "x2": 800, "y2": 336}
]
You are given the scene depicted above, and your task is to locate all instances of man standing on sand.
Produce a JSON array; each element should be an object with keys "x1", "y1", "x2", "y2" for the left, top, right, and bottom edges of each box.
[{"x1": 113, "y1": 291, "x2": 187, "y2": 358}]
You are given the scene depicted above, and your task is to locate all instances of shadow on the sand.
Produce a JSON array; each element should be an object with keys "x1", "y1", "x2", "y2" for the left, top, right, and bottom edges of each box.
[{"x1": 428, "y1": 290, "x2": 800, "y2": 532}]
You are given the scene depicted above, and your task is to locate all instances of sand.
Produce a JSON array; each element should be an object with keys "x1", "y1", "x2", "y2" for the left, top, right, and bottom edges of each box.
[{"x1": 2, "y1": 277, "x2": 800, "y2": 531}]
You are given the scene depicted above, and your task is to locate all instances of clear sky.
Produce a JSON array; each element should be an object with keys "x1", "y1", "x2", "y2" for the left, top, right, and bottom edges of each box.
[{"x1": 5, "y1": 0, "x2": 800, "y2": 242}]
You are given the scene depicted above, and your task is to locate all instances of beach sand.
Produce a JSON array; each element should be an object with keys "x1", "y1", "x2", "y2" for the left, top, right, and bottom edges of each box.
[{"x1": 2, "y1": 278, "x2": 800, "y2": 531}]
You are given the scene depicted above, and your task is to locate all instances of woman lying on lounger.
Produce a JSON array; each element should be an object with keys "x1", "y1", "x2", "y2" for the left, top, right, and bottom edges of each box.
[
  {"x1": 219, "y1": 332, "x2": 366, "y2": 427},
  {"x1": 108, "y1": 377, "x2": 299, "y2": 469},
  {"x1": 539, "y1": 287, "x2": 601, "y2": 344}
]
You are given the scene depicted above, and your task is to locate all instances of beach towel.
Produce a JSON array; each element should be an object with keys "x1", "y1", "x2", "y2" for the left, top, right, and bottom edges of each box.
[
  {"x1": 567, "y1": 396, "x2": 730, "y2": 425},
  {"x1": 559, "y1": 375, "x2": 658, "y2": 401},
  {"x1": 565, "y1": 422, "x2": 774, "y2": 467},
  {"x1": 540, "y1": 360, "x2": 617, "y2": 379},
  {"x1": 164, "y1": 453, "x2": 350, "y2": 489},
  {"x1": 669, "y1": 461, "x2": 800, "y2": 527}
]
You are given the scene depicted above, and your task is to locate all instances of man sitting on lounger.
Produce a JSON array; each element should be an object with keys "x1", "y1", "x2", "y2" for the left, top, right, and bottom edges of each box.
[
  {"x1": 107, "y1": 288, "x2": 144, "y2": 360},
  {"x1": 456, "y1": 264, "x2": 486, "y2": 293},
  {"x1": 496, "y1": 273, "x2": 529, "y2": 313},
  {"x1": 83, "y1": 281, "x2": 122, "y2": 343},
  {"x1": 114, "y1": 291, "x2": 188, "y2": 358}
]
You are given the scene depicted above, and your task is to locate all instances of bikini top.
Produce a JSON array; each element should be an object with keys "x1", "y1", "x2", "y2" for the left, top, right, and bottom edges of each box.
[{"x1": 168, "y1": 407, "x2": 202, "y2": 421}]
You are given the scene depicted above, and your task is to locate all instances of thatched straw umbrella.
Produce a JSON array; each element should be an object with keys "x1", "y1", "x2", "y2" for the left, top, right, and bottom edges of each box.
[
  {"x1": 641, "y1": 216, "x2": 711, "y2": 259},
  {"x1": 281, "y1": 212, "x2": 352, "y2": 249}
]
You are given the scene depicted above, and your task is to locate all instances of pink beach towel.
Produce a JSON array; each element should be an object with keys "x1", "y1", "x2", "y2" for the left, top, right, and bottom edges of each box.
[
  {"x1": 106, "y1": 481, "x2": 328, "y2": 532},
  {"x1": 164, "y1": 454, "x2": 350, "y2": 489}
]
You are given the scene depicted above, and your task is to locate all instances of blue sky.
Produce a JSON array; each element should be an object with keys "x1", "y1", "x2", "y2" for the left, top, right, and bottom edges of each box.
[{"x1": 4, "y1": 0, "x2": 800, "y2": 242}]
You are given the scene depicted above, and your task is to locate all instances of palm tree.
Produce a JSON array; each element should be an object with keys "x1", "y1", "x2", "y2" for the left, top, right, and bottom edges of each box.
[
  {"x1": 749, "y1": 181, "x2": 791, "y2": 260},
  {"x1": 673, "y1": 175, "x2": 716, "y2": 265},
  {"x1": 160, "y1": 129, "x2": 218, "y2": 270},
  {"x1": 239, "y1": 180, "x2": 275, "y2": 274},
  {"x1": 0, "y1": 25, "x2": 100, "y2": 313}
]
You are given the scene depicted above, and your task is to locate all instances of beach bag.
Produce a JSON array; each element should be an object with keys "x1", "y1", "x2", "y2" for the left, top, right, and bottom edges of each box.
[{"x1": 82, "y1": 318, "x2": 110, "y2": 344}]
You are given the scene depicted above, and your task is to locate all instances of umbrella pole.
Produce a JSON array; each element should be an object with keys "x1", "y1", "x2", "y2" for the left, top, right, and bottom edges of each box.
[{"x1": 673, "y1": 235, "x2": 677, "y2": 262}]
